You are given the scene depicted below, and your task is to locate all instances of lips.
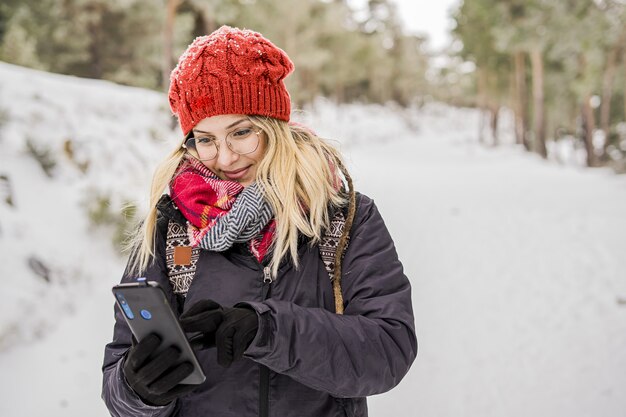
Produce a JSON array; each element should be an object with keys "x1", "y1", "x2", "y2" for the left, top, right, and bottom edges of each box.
[{"x1": 222, "y1": 166, "x2": 251, "y2": 181}]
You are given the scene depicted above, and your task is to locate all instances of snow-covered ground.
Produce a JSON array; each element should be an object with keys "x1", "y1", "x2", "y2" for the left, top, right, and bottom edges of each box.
[{"x1": 0, "y1": 61, "x2": 625, "y2": 416}]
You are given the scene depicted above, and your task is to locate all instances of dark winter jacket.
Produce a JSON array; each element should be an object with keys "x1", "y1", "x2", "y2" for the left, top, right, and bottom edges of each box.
[{"x1": 102, "y1": 193, "x2": 417, "y2": 417}]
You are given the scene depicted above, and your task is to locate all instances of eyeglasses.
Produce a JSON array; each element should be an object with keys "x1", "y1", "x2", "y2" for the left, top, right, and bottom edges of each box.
[{"x1": 182, "y1": 125, "x2": 262, "y2": 161}]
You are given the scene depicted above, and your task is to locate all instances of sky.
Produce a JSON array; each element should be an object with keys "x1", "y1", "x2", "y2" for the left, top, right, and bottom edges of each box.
[{"x1": 390, "y1": 0, "x2": 461, "y2": 51}]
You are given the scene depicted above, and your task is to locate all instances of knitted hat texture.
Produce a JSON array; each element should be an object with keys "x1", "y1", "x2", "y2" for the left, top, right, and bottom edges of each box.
[{"x1": 168, "y1": 26, "x2": 294, "y2": 135}]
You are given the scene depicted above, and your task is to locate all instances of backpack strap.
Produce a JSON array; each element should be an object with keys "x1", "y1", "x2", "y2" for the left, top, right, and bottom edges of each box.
[
  {"x1": 165, "y1": 219, "x2": 199, "y2": 297},
  {"x1": 319, "y1": 206, "x2": 351, "y2": 314},
  {"x1": 319, "y1": 207, "x2": 349, "y2": 280}
]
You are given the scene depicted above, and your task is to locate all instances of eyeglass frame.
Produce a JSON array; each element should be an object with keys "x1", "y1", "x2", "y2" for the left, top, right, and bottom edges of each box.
[{"x1": 181, "y1": 124, "x2": 263, "y2": 161}]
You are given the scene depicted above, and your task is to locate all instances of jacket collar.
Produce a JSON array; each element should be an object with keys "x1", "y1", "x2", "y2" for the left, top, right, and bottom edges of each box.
[{"x1": 156, "y1": 194, "x2": 188, "y2": 225}]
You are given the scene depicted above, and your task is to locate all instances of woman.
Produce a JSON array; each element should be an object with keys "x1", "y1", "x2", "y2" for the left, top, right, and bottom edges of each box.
[{"x1": 102, "y1": 25, "x2": 416, "y2": 417}]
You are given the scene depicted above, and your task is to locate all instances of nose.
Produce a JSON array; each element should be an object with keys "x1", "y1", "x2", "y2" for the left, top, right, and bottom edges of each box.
[{"x1": 215, "y1": 140, "x2": 239, "y2": 167}]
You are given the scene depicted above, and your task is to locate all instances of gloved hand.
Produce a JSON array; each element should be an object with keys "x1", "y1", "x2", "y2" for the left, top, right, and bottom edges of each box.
[
  {"x1": 123, "y1": 333, "x2": 196, "y2": 406},
  {"x1": 179, "y1": 299, "x2": 225, "y2": 350},
  {"x1": 216, "y1": 305, "x2": 259, "y2": 367},
  {"x1": 180, "y1": 299, "x2": 259, "y2": 367}
]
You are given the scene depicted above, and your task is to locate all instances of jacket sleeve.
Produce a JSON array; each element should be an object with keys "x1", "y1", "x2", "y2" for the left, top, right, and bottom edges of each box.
[
  {"x1": 101, "y1": 216, "x2": 179, "y2": 417},
  {"x1": 243, "y1": 194, "x2": 417, "y2": 398}
]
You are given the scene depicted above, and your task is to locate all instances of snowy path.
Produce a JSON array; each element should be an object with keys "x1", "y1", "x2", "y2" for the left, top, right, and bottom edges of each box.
[
  {"x1": 1, "y1": 107, "x2": 626, "y2": 416},
  {"x1": 356, "y1": 125, "x2": 626, "y2": 416}
]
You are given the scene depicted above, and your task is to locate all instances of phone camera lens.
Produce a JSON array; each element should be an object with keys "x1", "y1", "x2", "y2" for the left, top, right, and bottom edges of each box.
[{"x1": 116, "y1": 293, "x2": 134, "y2": 320}]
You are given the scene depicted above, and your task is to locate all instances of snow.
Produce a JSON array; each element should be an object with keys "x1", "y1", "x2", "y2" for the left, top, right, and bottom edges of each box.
[{"x1": 1, "y1": 61, "x2": 625, "y2": 416}]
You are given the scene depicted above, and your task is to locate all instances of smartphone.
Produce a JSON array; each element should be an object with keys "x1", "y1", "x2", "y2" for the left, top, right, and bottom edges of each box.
[{"x1": 112, "y1": 278, "x2": 206, "y2": 385}]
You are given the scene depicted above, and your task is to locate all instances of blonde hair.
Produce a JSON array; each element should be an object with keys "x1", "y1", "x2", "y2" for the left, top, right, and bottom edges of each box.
[{"x1": 125, "y1": 116, "x2": 350, "y2": 278}]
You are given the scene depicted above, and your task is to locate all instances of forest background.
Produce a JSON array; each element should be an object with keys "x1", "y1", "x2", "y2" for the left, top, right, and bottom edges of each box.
[{"x1": 1, "y1": 0, "x2": 625, "y2": 172}]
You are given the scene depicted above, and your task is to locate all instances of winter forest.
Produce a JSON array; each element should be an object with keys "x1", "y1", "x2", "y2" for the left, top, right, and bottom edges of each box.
[
  {"x1": 3, "y1": 0, "x2": 626, "y2": 168},
  {"x1": 0, "y1": 0, "x2": 625, "y2": 416}
]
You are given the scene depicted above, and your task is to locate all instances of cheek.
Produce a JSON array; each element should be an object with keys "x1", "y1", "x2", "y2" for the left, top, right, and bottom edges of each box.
[
  {"x1": 245, "y1": 140, "x2": 266, "y2": 181},
  {"x1": 253, "y1": 137, "x2": 268, "y2": 163},
  {"x1": 200, "y1": 159, "x2": 216, "y2": 170},
  {"x1": 200, "y1": 159, "x2": 226, "y2": 179}
]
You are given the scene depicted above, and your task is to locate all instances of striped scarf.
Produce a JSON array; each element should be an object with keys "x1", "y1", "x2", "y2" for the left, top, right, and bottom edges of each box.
[{"x1": 170, "y1": 155, "x2": 275, "y2": 262}]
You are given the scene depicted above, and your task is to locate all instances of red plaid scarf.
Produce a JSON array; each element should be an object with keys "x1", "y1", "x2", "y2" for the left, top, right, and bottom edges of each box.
[{"x1": 170, "y1": 155, "x2": 275, "y2": 262}]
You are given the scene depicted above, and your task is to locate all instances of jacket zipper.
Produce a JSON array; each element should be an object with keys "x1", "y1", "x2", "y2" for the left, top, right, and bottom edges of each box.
[
  {"x1": 261, "y1": 266, "x2": 272, "y2": 299},
  {"x1": 259, "y1": 266, "x2": 272, "y2": 417},
  {"x1": 243, "y1": 242, "x2": 272, "y2": 417}
]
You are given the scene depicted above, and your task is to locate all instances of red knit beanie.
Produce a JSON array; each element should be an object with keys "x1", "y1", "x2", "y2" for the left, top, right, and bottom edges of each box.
[{"x1": 168, "y1": 26, "x2": 294, "y2": 135}]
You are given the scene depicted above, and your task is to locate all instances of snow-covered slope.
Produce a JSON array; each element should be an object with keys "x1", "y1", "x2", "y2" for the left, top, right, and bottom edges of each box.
[
  {"x1": 1, "y1": 61, "x2": 625, "y2": 416},
  {"x1": 0, "y1": 61, "x2": 174, "y2": 351}
]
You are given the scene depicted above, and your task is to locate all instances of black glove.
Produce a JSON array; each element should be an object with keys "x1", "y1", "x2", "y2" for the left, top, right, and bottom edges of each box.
[
  {"x1": 216, "y1": 305, "x2": 259, "y2": 367},
  {"x1": 123, "y1": 333, "x2": 196, "y2": 406},
  {"x1": 180, "y1": 299, "x2": 259, "y2": 368},
  {"x1": 179, "y1": 299, "x2": 225, "y2": 350}
]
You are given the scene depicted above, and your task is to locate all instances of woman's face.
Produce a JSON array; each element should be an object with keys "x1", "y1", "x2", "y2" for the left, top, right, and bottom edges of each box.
[{"x1": 189, "y1": 114, "x2": 267, "y2": 187}]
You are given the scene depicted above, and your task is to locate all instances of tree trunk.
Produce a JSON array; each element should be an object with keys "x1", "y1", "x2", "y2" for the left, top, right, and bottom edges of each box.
[
  {"x1": 195, "y1": 10, "x2": 212, "y2": 37},
  {"x1": 477, "y1": 67, "x2": 488, "y2": 144},
  {"x1": 582, "y1": 94, "x2": 598, "y2": 167},
  {"x1": 490, "y1": 105, "x2": 499, "y2": 146},
  {"x1": 530, "y1": 48, "x2": 547, "y2": 158},
  {"x1": 600, "y1": 40, "x2": 621, "y2": 156},
  {"x1": 622, "y1": 48, "x2": 626, "y2": 122},
  {"x1": 514, "y1": 51, "x2": 530, "y2": 151},
  {"x1": 162, "y1": 0, "x2": 180, "y2": 91},
  {"x1": 87, "y1": 2, "x2": 105, "y2": 79}
]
